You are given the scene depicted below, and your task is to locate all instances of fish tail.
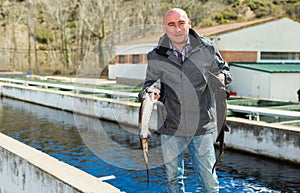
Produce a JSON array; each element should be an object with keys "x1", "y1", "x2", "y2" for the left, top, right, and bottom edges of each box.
[
  {"x1": 140, "y1": 138, "x2": 150, "y2": 188},
  {"x1": 212, "y1": 124, "x2": 227, "y2": 173},
  {"x1": 146, "y1": 166, "x2": 150, "y2": 188},
  {"x1": 212, "y1": 148, "x2": 224, "y2": 174}
]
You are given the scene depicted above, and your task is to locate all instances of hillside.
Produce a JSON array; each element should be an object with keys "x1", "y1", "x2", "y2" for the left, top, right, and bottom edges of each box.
[{"x1": 0, "y1": 0, "x2": 299, "y2": 76}]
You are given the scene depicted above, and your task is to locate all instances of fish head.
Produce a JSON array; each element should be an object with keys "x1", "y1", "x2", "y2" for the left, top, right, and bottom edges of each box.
[{"x1": 147, "y1": 79, "x2": 161, "y2": 94}]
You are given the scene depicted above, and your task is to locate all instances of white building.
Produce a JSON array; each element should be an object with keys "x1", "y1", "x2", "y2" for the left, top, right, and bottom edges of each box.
[
  {"x1": 214, "y1": 17, "x2": 300, "y2": 63},
  {"x1": 109, "y1": 43, "x2": 157, "y2": 86},
  {"x1": 229, "y1": 62, "x2": 300, "y2": 102}
]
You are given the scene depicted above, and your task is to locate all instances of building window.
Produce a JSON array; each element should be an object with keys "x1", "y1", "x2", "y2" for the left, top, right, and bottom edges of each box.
[
  {"x1": 260, "y1": 52, "x2": 300, "y2": 61},
  {"x1": 132, "y1": 54, "x2": 140, "y2": 64},
  {"x1": 119, "y1": 55, "x2": 125, "y2": 63}
]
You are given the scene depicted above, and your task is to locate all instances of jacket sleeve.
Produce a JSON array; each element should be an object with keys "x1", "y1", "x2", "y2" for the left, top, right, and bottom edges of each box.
[
  {"x1": 143, "y1": 51, "x2": 161, "y2": 89},
  {"x1": 212, "y1": 46, "x2": 232, "y2": 85},
  {"x1": 138, "y1": 50, "x2": 161, "y2": 101}
]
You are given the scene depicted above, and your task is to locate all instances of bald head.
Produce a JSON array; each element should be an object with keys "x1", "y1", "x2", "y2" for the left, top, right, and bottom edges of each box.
[{"x1": 163, "y1": 8, "x2": 189, "y2": 25}]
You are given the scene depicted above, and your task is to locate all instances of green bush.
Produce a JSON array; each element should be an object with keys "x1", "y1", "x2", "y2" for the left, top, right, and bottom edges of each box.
[
  {"x1": 245, "y1": 0, "x2": 257, "y2": 10},
  {"x1": 226, "y1": 0, "x2": 240, "y2": 6},
  {"x1": 285, "y1": 1, "x2": 300, "y2": 19},
  {"x1": 38, "y1": 44, "x2": 47, "y2": 50},
  {"x1": 215, "y1": 9, "x2": 239, "y2": 24},
  {"x1": 37, "y1": 9, "x2": 45, "y2": 23},
  {"x1": 35, "y1": 27, "x2": 54, "y2": 44},
  {"x1": 255, "y1": 7, "x2": 269, "y2": 18},
  {"x1": 223, "y1": 10, "x2": 239, "y2": 20},
  {"x1": 244, "y1": 0, "x2": 274, "y2": 18}
]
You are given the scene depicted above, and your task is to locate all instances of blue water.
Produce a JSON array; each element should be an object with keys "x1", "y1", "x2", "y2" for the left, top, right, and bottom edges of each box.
[{"x1": 0, "y1": 97, "x2": 299, "y2": 193}]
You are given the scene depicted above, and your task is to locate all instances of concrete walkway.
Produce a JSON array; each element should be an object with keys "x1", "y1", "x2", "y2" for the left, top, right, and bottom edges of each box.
[{"x1": 228, "y1": 104, "x2": 300, "y2": 119}]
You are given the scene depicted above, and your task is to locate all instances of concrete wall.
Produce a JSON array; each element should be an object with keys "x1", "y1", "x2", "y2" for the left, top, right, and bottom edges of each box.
[
  {"x1": 226, "y1": 117, "x2": 300, "y2": 163},
  {"x1": 0, "y1": 82, "x2": 299, "y2": 164},
  {"x1": 108, "y1": 63, "x2": 147, "y2": 83},
  {"x1": 0, "y1": 133, "x2": 121, "y2": 193},
  {"x1": 0, "y1": 83, "x2": 156, "y2": 131}
]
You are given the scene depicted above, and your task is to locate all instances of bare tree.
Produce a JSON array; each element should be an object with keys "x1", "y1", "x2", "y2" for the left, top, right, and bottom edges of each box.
[
  {"x1": 44, "y1": 0, "x2": 78, "y2": 74},
  {"x1": 27, "y1": 0, "x2": 42, "y2": 74},
  {"x1": 5, "y1": 1, "x2": 25, "y2": 72},
  {"x1": 75, "y1": 0, "x2": 106, "y2": 76}
]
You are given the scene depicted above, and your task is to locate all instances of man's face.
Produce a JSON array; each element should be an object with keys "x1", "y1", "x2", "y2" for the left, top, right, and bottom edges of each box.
[{"x1": 163, "y1": 10, "x2": 191, "y2": 49}]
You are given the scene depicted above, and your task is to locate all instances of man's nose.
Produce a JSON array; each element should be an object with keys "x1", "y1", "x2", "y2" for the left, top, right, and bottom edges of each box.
[{"x1": 174, "y1": 25, "x2": 181, "y2": 31}]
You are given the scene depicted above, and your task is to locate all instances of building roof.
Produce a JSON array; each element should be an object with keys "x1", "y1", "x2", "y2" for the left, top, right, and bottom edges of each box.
[
  {"x1": 196, "y1": 17, "x2": 275, "y2": 36},
  {"x1": 229, "y1": 62, "x2": 300, "y2": 73}
]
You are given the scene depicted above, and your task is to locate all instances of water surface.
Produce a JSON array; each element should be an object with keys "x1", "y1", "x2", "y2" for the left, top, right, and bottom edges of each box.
[{"x1": 0, "y1": 97, "x2": 299, "y2": 193}]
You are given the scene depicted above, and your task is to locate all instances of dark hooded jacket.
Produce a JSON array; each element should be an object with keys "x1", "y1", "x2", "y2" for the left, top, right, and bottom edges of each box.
[{"x1": 143, "y1": 29, "x2": 231, "y2": 137}]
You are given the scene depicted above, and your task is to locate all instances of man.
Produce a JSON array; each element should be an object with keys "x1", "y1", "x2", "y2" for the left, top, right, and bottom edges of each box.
[{"x1": 140, "y1": 8, "x2": 231, "y2": 192}]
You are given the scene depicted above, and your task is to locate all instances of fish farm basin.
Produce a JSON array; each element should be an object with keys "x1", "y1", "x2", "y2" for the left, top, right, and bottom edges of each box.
[
  {"x1": 0, "y1": 97, "x2": 299, "y2": 192},
  {"x1": 0, "y1": 76, "x2": 299, "y2": 192}
]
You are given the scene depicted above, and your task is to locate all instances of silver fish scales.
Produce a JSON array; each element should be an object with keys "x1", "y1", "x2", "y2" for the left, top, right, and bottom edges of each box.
[{"x1": 138, "y1": 79, "x2": 161, "y2": 188}]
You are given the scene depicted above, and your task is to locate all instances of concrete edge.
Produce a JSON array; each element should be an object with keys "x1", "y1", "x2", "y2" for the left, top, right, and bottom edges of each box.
[
  {"x1": 0, "y1": 82, "x2": 140, "y2": 108},
  {"x1": 227, "y1": 116, "x2": 300, "y2": 132},
  {"x1": 0, "y1": 132, "x2": 121, "y2": 193}
]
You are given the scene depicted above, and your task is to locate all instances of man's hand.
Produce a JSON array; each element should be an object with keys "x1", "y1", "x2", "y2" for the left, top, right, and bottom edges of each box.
[
  {"x1": 217, "y1": 73, "x2": 225, "y2": 85},
  {"x1": 146, "y1": 86, "x2": 160, "y2": 100},
  {"x1": 138, "y1": 86, "x2": 161, "y2": 101}
]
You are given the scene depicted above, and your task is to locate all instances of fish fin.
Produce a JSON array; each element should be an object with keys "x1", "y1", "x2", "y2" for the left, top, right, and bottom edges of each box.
[{"x1": 138, "y1": 89, "x2": 147, "y2": 101}]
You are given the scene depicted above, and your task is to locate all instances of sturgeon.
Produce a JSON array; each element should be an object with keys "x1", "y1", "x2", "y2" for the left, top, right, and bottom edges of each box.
[
  {"x1": 212, "y1": 113, "x2": 229, "y2": 173},
  {"x1": 138, "y1": 79, "x2": 161, "y2": 188},
  {"x1": 208, "y1": 72, "x2": 230, "y2": 174}
]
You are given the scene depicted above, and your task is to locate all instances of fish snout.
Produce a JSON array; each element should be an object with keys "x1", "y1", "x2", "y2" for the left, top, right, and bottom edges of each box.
[{"x1": 149, "y1": 92, "x2": 160, "y2": 101}]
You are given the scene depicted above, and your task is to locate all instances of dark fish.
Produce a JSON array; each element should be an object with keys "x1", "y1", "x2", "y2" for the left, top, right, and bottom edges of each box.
[
  {"x1": 212, "y1": 115, "x2": 229, "y2": 173},
  {"x1": 138, "y1": 79, "x2": 161, "y2": 187},
  {"x1": 208, "y1": 72, "x2": 229, "y2": 173}
]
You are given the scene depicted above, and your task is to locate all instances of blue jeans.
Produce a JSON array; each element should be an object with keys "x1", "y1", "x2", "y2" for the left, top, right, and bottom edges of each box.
[{"x1": 161, "y1": 133, "x2": 219, "y2": 193}]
